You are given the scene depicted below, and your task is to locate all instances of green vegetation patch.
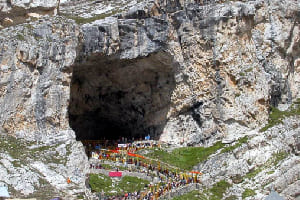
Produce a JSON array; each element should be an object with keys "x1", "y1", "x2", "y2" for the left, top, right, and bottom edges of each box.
[
  {"x1": 225, "y1": 195, "x2": 238, "y2": 200},
  {"x1": 172, "y1": 182, "x2": 233, "y2": 200},
  {"x1": 89, "y1": 174, "x2": 149, "y2": 196},
  {"x1": 145, "y1": 141, "x2": 225, "y2": 170},
  {"x1": 118, "y1": 176, "x2": 149, "y2": 193},
  {"x1": 221, "y1": 136, "x2": 248, "y2": 154},
  {"x1": 0, "y1": 135, "x2": 33, "y2": 159},
  {"x1": 266, "y1": 170, "x2": 275, "y2": 175},
  {"x1": 242, "y1": 188, "x2": 256, "y2": 199},
  {"x1": 0, "y1": 135, "x2": 71, "y2": 198},
  {"x1": 0, "y1": 135, "x2": 65, "y2": 165},
  {"x1": 209, "y1": 180, "x2": 231, "y2": 200},
  {"x1": 100, "y1": 163, "x2": 127, "y2": 171},
  {"x1": 272, "y1": 151, "x2": 288, "y2": 166},
  {"x1": 17, "y1": 33, "x2": 25, "y2": 41},
  {"x1": 11, "y1": 160, "x2": 22, "y2": 168},
  {"x1": 244, "y1": 167, "x2": 263, "y2": 180},
  {"x1": 244, "y1": 151, "x2": 288, "y2": 181},
  {"x1": 260, "y1": 102, "x2": 300, "y2": 132},
  {"x1": 89, "y1": 174, "x2": 112, "y2": 193}
]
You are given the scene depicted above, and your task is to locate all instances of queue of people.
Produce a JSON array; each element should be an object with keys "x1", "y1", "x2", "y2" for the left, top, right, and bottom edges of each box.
[
  {"x1": 83, "y1": 138, "x2": 161, "y2": 160},
  {"x1": 86, "y1": 139, "x2": 202, "y2": 200}
]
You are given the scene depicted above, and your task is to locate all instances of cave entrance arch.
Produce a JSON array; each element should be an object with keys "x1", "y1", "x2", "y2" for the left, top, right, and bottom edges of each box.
[{"x1": 68, "y1": 52, "x2": 175, "y2": 142}]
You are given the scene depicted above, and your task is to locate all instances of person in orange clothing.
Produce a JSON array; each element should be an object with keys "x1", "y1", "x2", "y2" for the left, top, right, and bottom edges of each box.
[{"x1": 67, "y1": 177, "x2": 71, "y2": 184}]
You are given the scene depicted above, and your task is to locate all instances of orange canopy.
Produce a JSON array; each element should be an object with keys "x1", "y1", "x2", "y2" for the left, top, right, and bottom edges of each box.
[
  {"x1": 190, "y1": 171, "x2": 203, "y2": 175},
  {"x1": 127, "y1": 152, "x2": 145, "y2": 159}
]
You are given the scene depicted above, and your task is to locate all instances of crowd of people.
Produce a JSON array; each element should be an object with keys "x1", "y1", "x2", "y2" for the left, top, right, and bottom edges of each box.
[
  {"x1": 85, "y1": 138, "x2": 202, "y2": 200},
  {"x1": 83, "y1": 138, "x2": 161, "y2": 160}
]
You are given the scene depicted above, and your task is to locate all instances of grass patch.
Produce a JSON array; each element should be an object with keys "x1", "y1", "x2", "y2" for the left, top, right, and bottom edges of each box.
[
  {"x1": 272, "y1": 151, "x2": 288, "y2": 166},
  {"x1": 260, "y1": 103, "x2": 300, "y2": 132},
  {"x1": 244, "y1": 151, "x2": 288, "y2": 180},
  {"x1": 17, "y1": 34, "x2": 25, "y2": 41},
  {"x1": 225, "y1": 195, "x2": 238, "y2": 200},
  {"x1": 89, "y1": 174, "x2": 112, "y2": 193},
  {"x1": 97, "y1": 163, "x2": 130, "y2": 171},
  {"x1": 0, "y1": 135, "x2": 62, "y2": 164},
  {"x1": 100, "y1": 163, "x2": 113, "y2": 170},
  {"x1": 0, "y1": 135, "x2": 70, "y2": 197},
  {"x1": 221, "y1": 136, "x2": 248, "y2": 154},
  {"x1": 266, "y1": 170, "x2": 275, "y2": 175},
  {"x1": 145, "y1": 141, "x2": 225, "y2": 170},
  {"x1": 244, "y1": 167, "x2": 263, "y2": 180},
  {"x1": 118, "y1": 176, "x2": 149, "y2": 193},
  {"x1": 209, "y1": 180, "x2": 231, "y2": 200},
  {"x1": 172, "y1": 183, "x2": 232, "y2": 200},
  {"x1": 88, "y1": 174, "x2": 149, "y2": 196},
  {"x1": 11, "y1": 160, "x2": 22, "y2": 168},
  {"x1": 0, "y1": 135, "x2": 32, "y2": 159},
  {"x1": 31, "y1": 145, "x2": 53, "y2": 153},
  {"x1": 242, "y1": 189, "x2": 256, "y2": 199}
]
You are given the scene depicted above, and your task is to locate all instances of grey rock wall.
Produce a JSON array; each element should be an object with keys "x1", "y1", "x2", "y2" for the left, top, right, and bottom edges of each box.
[
  {"x1": 0, "y1": 0, "x2": 299, "y2": 198},
  {"x1": 0, "y1": 17, "x2": 88, "y2": 198}
]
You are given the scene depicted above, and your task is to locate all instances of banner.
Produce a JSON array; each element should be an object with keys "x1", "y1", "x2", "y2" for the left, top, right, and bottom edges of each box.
[
  {"x1": 118, "y1": 144, "x2": 127, "y2": 148},
  {"x1": 109, "y1": 171, "x2": 122, "y2": 177},
  {"x1": 127, "y1": 152, "x2": 145, "y2": 159}
]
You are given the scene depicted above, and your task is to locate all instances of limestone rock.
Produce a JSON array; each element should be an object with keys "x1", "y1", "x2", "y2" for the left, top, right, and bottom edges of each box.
[
  {"x1": 195, "y1": 116, "x2": 300, "y2": 200},
  {"x1": 2, "y1": 17, "x2": 13, "y2": 26},
  {"x1": 26, "y1": 13, "x2": 42, "y2": 19},
  {"x1": 0, "y1": 0, "x2": 299, "y2": 199}
]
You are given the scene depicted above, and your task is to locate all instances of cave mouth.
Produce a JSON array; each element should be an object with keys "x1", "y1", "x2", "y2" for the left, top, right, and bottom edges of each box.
[{"x1": 68, "y1": 52, "x2": 176, "y2": 141}]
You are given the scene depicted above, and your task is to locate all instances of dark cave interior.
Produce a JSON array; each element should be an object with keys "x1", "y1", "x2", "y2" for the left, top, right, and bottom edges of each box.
[{"x1": 68, "y1": 52, "x2": 176, "y2": 141}]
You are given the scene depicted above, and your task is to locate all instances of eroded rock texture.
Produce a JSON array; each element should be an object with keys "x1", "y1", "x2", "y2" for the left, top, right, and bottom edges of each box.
[
  {"x1": 0, "y1": 0, "x2": 299, "y2": 199},
  {"x1": 0, "y1": 18, "x2": 88, "y2": 198}
]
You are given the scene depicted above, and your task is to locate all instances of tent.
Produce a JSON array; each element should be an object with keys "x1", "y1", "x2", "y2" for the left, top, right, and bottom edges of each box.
[
  {"x1": 127, "y1": 152, "x2": 145, "y2": 159},
  {"x1": 265, "y1": 190, "x2": 284, "y2": 200},
  {"x1": 0, "y1": 187, "x2": 10, "y2": 199},
  {"x1": 190, "y1": 171, "x2": 203, "y2": 175}
]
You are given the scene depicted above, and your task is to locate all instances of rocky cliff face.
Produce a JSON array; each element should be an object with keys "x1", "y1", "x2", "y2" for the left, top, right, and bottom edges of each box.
[{"x1": 0, "y1": 0, "x2": 299, "y2": 199}]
